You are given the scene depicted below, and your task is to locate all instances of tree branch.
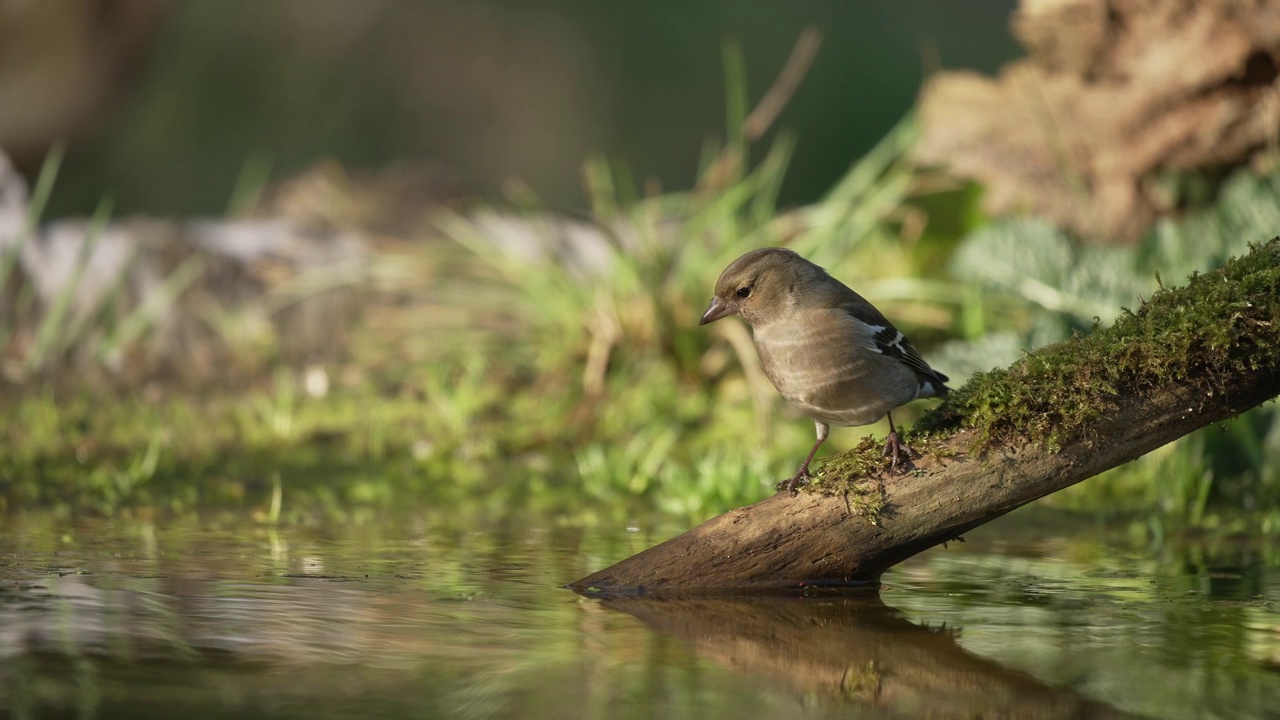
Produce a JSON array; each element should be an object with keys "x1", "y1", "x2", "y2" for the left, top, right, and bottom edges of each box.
[{"x1": 571, "y1": 238, "x2": 1280, "y2": 596}]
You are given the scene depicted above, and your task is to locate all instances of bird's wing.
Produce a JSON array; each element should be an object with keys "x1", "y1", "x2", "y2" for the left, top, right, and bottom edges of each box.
[{"x1": 838, "y1": 294, "x2": 950, "y2": 388}]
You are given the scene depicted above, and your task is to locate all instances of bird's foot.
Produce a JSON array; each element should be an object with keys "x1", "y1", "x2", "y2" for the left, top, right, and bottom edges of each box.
[
  {"x1": 776, "y1": 468, "x2": 812, "y2": 496},
  {"x1": 882, "y1": 431, "x2": 917, "y2": 473}
]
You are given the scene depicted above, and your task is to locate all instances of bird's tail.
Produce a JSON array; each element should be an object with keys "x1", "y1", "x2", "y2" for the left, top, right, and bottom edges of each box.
[{"x1": 918, "y1": 369, "x2": 951, "y2": 399}]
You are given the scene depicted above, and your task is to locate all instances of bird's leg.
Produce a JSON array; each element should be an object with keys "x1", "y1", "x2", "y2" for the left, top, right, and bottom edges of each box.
[
  {"x1": 881, "y1": 412, "x2": 916, "y2": 472},
  {"x1": 781, "y1": 421, "x2": 829, "y2": 495}
]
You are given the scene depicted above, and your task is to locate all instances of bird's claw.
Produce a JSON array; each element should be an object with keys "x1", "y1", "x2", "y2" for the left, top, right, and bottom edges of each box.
[
  {"x1": 882, "y1": 431, "x2": 918, "y2": 474},
  {"x1": 777, "y1": 469, "x2": 812, "y2": 496}
]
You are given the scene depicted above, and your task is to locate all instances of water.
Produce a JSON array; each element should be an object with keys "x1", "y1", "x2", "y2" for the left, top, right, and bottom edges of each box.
[{"x1": 1, "y1": 509, "x2": 1277, "y2": 719}]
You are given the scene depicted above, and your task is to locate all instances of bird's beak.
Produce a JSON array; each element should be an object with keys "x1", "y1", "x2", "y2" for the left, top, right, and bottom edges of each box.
[{"x1": 699, "y1": 296, "x2": 734, "y2": 325}]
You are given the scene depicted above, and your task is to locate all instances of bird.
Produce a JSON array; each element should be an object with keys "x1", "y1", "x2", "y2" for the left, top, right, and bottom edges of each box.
[{"x1": 699, "y1": 247, "x2": 950, "y2": 494}]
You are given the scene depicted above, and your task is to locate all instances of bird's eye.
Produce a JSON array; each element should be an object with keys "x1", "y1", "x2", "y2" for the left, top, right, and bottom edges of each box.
[{"x1": 736, "y1": 286, "x2": 751, "y2": 298}]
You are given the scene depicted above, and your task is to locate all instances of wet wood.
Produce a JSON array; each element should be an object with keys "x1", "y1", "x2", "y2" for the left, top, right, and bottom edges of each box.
[
  {"x1": 571, "y1": 377, "x2": 1279, "y2": 596},
  {"x1": 570, "y1": 240, "x2": 1280, "y2": 596}
]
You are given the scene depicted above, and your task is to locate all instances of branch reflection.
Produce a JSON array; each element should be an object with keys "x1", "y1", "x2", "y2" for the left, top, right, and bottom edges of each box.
[{"x1": 601, "y1": 594, "x2": 1141, "y2": 719}]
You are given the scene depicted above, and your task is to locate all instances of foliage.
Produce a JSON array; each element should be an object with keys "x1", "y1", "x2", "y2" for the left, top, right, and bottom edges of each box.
[
  {"x1": 6, "y1": 67, "x2": 1280, "y2": 532},
  {"x1": 409, "y1": 99, "x2": 929, "y2": 518},
  {"x1": 918, "y1": 169, "x2": 1280, "y2": 526},
  {"x1": 925, "y1": 237, "x2": 1279, "y2": 448}
]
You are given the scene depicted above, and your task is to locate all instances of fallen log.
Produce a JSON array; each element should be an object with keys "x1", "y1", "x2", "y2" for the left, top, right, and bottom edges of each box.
[{"x1": 571, "y1": 237, "x2": 1280, "y2": 596}]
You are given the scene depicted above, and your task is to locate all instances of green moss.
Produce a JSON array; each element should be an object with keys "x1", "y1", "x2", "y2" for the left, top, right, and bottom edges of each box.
[
  {"x1": 807, "y1": 432, "x2": 956, "y2": 505},
  {"x1": 805, "y1": 436, "x2": 887, "y2": 522},
  {"x1": 808, "y1": 237, "x2": 1280, "y2": 494},
  {"x1": 921, "y1": 237, "x2": 1280, "y2": 451}
]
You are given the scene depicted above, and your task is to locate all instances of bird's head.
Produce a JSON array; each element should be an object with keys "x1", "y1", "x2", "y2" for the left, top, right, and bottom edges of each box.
[{"x1": 699, "y1": 247, "x2": 818, "y2": 327}]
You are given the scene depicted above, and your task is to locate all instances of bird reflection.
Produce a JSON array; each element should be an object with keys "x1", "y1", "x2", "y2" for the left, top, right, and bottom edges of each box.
[{"x1": 597, "y1": 593, "x2": 1140, "y2": 719}]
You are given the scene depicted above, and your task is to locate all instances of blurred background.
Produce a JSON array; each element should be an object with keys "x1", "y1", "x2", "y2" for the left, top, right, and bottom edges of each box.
[
  {"x1": 4, "y1": 0, "x2": 1019, "y2": 215},
  {"x1": 2, "y1": 0, "x2": 1279, "y2": 531}
]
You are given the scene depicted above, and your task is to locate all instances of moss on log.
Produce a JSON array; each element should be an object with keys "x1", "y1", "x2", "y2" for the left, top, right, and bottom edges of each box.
[{"x1": 570, "y1": 238, "x2": 1280, "y2": 596}]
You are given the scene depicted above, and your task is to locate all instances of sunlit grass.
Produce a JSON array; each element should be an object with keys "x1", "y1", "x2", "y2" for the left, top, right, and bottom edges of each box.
[
  {"x1": 4, "y1": 57, "x2": 1280, "y2": 532},
  {"x1": 416, "y1": 101, "x2": 930, "y2": 516}
]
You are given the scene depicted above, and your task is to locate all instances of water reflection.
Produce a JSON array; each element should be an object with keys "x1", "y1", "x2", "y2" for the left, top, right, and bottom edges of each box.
[
  {"x1": 599, "y1": 594, "x2": 1139, "y2": 718},
  {"x1": 0, "y1": 513, "x2": 1278, "y2": 719}
]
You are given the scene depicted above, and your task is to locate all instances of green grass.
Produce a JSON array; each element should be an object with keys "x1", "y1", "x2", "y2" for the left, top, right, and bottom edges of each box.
[
  {"x1": 5, "y1": 76, "x2": 1280, "y2": 532},
  {"x1": 0, "y1": 99, "x2": 929, "y2": 521}
]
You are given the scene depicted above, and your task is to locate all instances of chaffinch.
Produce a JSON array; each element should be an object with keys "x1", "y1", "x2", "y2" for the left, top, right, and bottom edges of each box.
[{"x1": 701, "y1": 247, "x2": 950, "y2": 493}]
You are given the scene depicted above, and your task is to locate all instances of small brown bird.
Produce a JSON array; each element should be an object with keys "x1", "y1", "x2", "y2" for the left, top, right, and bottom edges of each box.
[{"x1": 700, "y1": 247, "x2": 950, "y2": 493}]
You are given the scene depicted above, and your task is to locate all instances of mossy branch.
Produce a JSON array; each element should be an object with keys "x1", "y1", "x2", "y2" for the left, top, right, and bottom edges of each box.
[{"x1": 571, "y1": 238, "x2": 1280, "y2": 596}]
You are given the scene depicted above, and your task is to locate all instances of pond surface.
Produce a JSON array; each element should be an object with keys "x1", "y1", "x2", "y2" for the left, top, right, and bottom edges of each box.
[{"x1": 1, "y1": 507, "x2": 1278, "y2": 720}]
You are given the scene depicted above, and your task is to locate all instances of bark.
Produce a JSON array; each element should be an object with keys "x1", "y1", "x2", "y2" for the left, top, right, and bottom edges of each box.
[
  {"x1": 570, "y1": 239, "x2": 1280, "y2": 596},
  {"x1": 916, "y1": 0, "x2": 1280, "y2": 243}
]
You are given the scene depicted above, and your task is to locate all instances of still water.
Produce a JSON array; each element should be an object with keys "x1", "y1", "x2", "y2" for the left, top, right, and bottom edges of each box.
[{"x1": 1, "y1": 507, "x2": 1277, "y2": 719}]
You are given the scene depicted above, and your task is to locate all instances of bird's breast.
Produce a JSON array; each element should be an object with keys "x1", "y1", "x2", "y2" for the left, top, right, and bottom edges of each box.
[{"x1": 752, "y1": 317, "x2": 919, "y2": 427}]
